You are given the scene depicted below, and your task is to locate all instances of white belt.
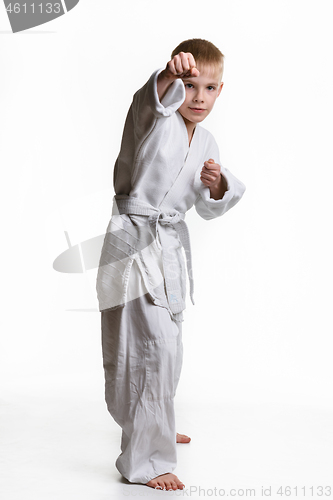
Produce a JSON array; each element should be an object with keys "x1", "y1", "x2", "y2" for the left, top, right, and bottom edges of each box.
[{"x1": 112, "y1": 195, "x2": 195, "y2": 313}]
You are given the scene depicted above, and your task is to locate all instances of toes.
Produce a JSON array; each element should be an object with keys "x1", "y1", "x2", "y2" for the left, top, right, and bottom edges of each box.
[
  {"x1": 164, "y1": 481, "x2": 172, "y2": 490},
  {"x1": 146, "y1": 479, "x2": 165, "y2": 490},
  {"x1": 146, "y1": 474, "x2": 185, "y2": 491},
  {"x1": 169, "y1": 480, "x2": 178, "y2": 490},
  {"x1": 146, "y1": 480, "x2": 158, "y2": 488},
  {"x1": 156, "y1": 480, "x2": 166, "y2": 490}
]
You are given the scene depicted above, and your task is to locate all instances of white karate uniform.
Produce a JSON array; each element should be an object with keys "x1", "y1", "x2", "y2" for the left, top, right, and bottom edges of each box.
[{"x1": 97, "y1": 68, "x2": 246, "y2": 483}]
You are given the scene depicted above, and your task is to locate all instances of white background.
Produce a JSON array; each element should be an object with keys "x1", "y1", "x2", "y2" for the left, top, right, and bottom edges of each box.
[{"x1": 1, "y1": 1, "x2": 333, "y2": 498}]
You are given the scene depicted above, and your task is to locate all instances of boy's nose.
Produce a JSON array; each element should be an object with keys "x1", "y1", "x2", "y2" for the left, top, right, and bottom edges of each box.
[{"x1": 194, "y1": 90, "x2": 204, "y2": 102}]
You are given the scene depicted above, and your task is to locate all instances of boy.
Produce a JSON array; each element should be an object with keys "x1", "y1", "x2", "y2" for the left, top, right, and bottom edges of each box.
[{"x1": 96, "y1": 39, "x2": 245, "y2": 491}]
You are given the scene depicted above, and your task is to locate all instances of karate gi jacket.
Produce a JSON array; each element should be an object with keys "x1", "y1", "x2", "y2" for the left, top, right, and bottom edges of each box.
[{"x1": 96, "y1": 68, "x2": 246, "y2": 321}]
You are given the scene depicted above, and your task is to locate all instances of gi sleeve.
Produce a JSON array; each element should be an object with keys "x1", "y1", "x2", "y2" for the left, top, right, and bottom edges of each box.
[
  {"x1": 194, "y1": 136, "x2": 246, "y2": 221},
  {"x1": 132, "y1": 69, "x2": 185, "y2": 131}
]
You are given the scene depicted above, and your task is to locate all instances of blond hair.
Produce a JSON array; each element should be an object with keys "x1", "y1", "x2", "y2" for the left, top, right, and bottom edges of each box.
[{"x1": 171, "y1": 38, "x2": 224, "y2": 76}]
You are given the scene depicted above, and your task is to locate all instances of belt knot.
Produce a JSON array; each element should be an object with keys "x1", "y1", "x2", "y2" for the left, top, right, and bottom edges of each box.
[{"x1": 149, "y1": 210, "x2": 182, "y2": 226}]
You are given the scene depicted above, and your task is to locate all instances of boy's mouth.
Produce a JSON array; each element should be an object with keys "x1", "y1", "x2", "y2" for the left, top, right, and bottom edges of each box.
[{"x1": 189, "y1": 107, "x2": 206, "y2": 113}]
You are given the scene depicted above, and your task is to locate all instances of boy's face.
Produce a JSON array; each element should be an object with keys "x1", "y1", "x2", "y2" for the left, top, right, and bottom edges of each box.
[{"x1": 178, "y1": 63, "x2": 223, "y2": 127}]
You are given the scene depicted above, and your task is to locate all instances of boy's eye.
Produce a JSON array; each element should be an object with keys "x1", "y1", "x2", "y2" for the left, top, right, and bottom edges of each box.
[
  {"x1": 207, "y1": 86, "x2": 215, "y2": 91},
  {"x1": 185, "y1": 83, "x2": 194, "y2": 89}
]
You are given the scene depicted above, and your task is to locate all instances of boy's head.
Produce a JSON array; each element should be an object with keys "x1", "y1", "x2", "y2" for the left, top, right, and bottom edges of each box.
[
  {"x1": 171, "y1": 39, "x2": 224, "y2": 127},
  {"x1": 171, "y1": 38, "x2": 224, "y2": 82}
]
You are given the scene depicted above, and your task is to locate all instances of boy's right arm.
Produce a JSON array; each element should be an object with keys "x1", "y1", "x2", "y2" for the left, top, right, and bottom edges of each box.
[
  {"x1": 157, "y1": 52, "x2": 199, "y2": 101},
  {"x1": 114, "y1": 54, "x2": 197, "y2": 192},
  {"x1": 126, "y1": 51, "x2": 199, "y2": 151},
  {"x1": 130, "y1": 52, "x2": 198, "y2": 134}
]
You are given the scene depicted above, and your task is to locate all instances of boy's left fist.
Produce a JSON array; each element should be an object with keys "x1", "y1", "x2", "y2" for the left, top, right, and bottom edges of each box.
[{"x1": 200, "y1": 159, "x2": 222, "y2": 187}]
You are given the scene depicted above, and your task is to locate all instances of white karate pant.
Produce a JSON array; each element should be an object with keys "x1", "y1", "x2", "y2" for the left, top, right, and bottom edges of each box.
[{"x1": 101, "y1": 261, "x2": 183, "y2": 484}]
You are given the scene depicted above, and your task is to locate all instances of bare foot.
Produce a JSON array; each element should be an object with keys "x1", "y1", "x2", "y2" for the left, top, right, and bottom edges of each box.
[
  {"x1": 146, "y1": 472, "x2": 185, "y2": 490},
  {"x1": 176, "y1": 432, "x2": 191, "y2": 443}
]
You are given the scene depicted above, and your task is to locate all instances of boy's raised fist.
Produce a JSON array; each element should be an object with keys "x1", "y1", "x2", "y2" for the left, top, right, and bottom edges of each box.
[{"x1": 165, "y1": 52, "x2": 200, "y2": 79}]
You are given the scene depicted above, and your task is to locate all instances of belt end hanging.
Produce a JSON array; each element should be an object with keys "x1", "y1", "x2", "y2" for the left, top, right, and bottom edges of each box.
[{"x1": 190, "y1": 292, "x2": 195, "y2": 306}]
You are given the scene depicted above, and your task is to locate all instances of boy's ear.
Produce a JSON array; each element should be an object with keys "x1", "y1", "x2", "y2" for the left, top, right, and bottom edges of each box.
[{"x1": 217, "y1": 82, "x2": 224, "y2": 97}]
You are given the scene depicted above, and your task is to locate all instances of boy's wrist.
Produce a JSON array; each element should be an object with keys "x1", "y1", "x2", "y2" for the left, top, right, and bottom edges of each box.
[
  {"x1": 158, "y1": 68, "x2": 178, "y2": 82},
  {"x1": 209, "y1": 174, "x2": 228, "y2": 200}
]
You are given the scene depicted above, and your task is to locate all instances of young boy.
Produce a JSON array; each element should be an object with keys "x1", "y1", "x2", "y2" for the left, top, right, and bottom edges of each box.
[{"x1": 96, "y1": 39, "x2": 245, "y2": 491}]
